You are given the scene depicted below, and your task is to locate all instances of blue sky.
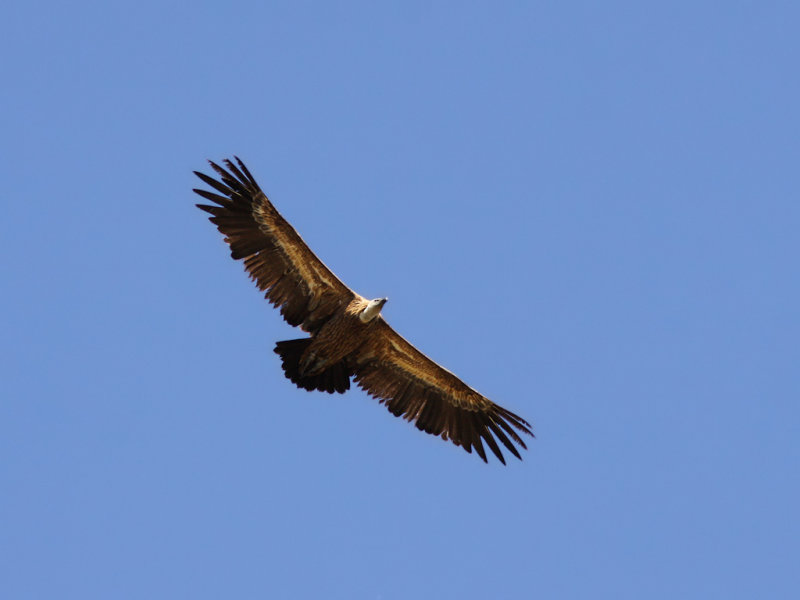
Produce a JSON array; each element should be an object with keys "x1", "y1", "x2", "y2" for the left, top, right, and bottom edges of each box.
[{"x1": 2, "y1": 1, "x2": 799, "y2": 598}]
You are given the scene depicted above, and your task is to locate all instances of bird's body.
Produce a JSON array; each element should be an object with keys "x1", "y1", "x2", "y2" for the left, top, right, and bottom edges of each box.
[
  {"x1": 296, "y1": 296, "x2": 374, "y2": 377},
  {"x1": 194, "y1": 157, "x2": 533, "y2": 463}
]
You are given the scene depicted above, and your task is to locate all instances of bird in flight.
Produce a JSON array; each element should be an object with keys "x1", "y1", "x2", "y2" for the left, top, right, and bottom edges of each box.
[{"x1": 194, "y1": 157, "x2": 533, "y2": 463}]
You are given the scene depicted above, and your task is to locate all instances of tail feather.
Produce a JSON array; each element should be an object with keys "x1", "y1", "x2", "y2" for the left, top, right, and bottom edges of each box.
[{"x1": 273, "y1": 338, "x2": 351, "y2": 394}]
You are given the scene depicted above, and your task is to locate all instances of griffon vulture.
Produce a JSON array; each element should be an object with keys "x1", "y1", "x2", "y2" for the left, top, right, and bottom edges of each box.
[{"x1": 194, "y1": 157, "x2": 533, "y2": 463}]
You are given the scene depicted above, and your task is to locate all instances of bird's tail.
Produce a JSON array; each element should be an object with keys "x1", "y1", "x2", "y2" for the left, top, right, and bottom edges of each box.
[{"x1": 273, "y1": 338, "x2": 352, "y2": 394}]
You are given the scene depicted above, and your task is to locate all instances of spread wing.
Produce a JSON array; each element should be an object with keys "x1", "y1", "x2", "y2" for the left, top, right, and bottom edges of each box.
[
  {"x1": 194, "y1": 157, "x2": 354, "y2": 333},
  {"x1": 352, "y1": 319, "x2": 534, "y2": 464}
]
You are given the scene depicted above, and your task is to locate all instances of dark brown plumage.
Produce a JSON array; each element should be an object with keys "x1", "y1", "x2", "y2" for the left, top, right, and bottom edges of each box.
[{"x1": 194, "y1": 157, "x2": 534, "y2": 464}]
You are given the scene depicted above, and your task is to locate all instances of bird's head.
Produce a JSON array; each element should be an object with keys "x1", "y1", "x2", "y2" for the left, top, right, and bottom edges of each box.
[{"x1": 360, "y1": 297, "x2": 388, "y2": 323}]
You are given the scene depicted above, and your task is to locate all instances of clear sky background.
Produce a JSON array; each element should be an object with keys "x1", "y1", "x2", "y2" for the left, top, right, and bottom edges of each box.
[{"x1": 2, "y1": 1, "x2": 798, "y2": 598}]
